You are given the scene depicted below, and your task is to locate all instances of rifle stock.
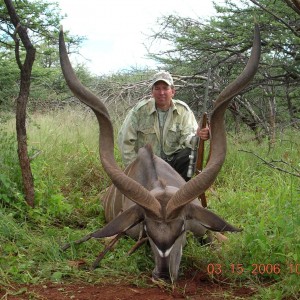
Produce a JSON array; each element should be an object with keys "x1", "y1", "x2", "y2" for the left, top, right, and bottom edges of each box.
[{"x1": 195, "y1": 112, "x2": 208, "y2": 175}]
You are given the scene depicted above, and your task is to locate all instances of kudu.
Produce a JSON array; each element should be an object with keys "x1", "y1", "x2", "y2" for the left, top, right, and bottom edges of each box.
[{"x1": 59, "y1": 24, "x2": 261, "y2": 282}]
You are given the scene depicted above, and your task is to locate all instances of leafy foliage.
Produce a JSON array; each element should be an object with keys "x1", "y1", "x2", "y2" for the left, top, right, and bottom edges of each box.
[
  {"x1": 146, "y1": 0, "x2": 300, "y2": 135},
  {"x1": 0, "y1": 0, "x2": 85, "y2": 110}
]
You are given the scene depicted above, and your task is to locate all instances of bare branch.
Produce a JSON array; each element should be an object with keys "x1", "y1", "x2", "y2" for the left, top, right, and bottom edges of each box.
[
  {"x1": 284, "y1": 0, "x2": 300, "y2": 15},
  {"x1": 249, "y1": 0, "x2": 300, "y2": 37},
  {"x1": 12, "y1": 23, "x2": 22, "y2": 70},
  {"x1": 239, "y1": 149, "x2": 300, "y2": 177}
]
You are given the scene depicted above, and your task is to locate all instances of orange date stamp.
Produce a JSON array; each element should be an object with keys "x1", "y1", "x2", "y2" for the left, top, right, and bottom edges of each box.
[{"x1": 207, "y1": 263, "x2": 300, "y2": 275}]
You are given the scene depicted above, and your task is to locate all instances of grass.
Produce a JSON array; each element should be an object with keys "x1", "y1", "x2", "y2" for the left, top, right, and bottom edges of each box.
[
  {"x1": 196, "y1": 130, "x2": 300, "y2": 299},
  {"x1": 0, "y1": 106, "x2": 299, "y2": 299}
]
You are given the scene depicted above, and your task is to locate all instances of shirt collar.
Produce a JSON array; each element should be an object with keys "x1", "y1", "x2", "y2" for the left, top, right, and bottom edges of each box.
[{"x1": 149, "y1": 98, "x2": 179, "y2": 115}]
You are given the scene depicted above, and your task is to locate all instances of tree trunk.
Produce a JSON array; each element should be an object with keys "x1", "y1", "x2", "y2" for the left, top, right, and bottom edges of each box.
[
  {"x1": 5, "y1": 0, "x2": 36, "y2": 207},
  {"x1": 16, "y1": 73, "x2": 35, "y2": 208},
  {"x1": 228, "y1": 98, "x2": 263, "y2": 142}
]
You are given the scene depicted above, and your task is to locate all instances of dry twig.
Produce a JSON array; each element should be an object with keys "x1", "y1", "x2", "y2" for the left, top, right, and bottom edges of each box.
[{"x1": 239, "y1": 149, "x2": 300, "y2": 178}]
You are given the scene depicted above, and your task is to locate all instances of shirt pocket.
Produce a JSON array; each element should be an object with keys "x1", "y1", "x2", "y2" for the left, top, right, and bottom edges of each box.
[
  {"x1": 166, "y1": 123, "x2": 182, "y2": 148},
  {"x1": 137, "y1": 127, "x2": 157, "y2": 149}
]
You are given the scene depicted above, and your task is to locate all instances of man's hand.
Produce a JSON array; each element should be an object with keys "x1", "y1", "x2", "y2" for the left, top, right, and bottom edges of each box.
[{"x1": 197, "y1": 126, "x2": 210, "y2": 140}]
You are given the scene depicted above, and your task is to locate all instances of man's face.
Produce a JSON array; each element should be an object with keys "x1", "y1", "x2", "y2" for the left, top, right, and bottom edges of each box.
[{"x1": 152, "y1": 81, "x2": 175, "y2": 110}]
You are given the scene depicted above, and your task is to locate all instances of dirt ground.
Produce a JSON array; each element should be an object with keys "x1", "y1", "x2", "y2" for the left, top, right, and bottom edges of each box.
[{"x1": 0, "y1": 272, "x2": 257, "y2": 300}]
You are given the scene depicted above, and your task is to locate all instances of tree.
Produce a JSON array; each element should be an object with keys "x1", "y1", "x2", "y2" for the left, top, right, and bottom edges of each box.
[
  {"x1": 0, "y1": 0, "x2": 84, "y2": 109},
  {"x1": 146, "y1": 0, "x2": 300, "y2": 142},
  {"x1": 1, "y1": 0, "x2": 83, "y2": 207},
  {"x1": 4, "y1": 0, "x2": 37, "y2": 207},
  {"x1": 250, "y1": 0, "x2": 300, "y2": 31}
]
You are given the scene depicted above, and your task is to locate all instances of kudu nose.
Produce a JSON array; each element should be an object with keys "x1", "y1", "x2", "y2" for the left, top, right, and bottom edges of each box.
[{"x1": 152, "y1": 270, "x2": 171, "y2": 281}]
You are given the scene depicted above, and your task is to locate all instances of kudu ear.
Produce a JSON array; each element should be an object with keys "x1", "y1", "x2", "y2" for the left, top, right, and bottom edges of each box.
[
  {"x1": 186, "y1": 204, "x2": 242, "y2": 232},
  {"x1": 91, "y1": 205, "x2": 144, "y2": 238}
]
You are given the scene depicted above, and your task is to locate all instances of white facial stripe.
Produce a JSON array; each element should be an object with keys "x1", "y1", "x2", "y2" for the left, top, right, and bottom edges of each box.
[
  {"x1": 165, "y1": 245, "x2": 173, "y2": 257},
  {"x1": 155, "y1": 244, "x2": 174, "y2": 258},
  {"x1": 145, "y1": 223, "x2": 185, "y2": 258}
]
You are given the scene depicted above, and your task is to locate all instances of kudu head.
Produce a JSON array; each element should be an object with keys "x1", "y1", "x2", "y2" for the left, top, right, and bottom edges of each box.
[{"x1": 59, "y1": 24, "x2": 260, "y2": 282}]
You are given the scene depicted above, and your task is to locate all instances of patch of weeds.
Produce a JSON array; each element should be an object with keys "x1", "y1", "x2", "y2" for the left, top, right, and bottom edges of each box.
[{"x1": 0, "y1": 128, "x2": 24, "y2": 211}]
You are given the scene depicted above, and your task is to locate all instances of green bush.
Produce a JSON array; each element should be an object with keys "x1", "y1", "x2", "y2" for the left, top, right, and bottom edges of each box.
[{"x1": 0, "y1": 128, "x2": 24, "y2": 210}]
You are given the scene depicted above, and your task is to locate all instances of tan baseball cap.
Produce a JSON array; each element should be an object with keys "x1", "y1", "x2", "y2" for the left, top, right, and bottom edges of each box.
[{"x1": 151, "y1": 70, "x2": 174, "y2": 87}]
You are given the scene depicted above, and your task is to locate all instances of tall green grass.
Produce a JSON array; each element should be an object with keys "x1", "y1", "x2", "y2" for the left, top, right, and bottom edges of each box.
[
  {"x1": 0, "y1": 107, "x2": 299, "y2": 299},
  {"x1": 200, "y1": 131, "x2": 300, "y2": 299}
]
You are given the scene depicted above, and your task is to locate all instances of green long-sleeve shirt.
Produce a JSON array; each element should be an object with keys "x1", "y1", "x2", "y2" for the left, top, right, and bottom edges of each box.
[{"x1": 118, "y1": 98, "x2": 198, "y2": 166}]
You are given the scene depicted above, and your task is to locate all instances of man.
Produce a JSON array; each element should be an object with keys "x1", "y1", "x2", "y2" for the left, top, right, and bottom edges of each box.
[{"x1": 118, "y1": 70, "x2": 209, "y2": 181}]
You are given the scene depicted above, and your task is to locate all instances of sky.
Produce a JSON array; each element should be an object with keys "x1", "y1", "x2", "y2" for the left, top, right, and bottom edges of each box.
[{"x1": 58, "y1": 0, "x2": 218, "y2": 75}]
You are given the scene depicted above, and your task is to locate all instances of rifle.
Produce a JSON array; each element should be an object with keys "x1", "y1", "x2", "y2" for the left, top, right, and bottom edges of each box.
[
  {"x1": 186, "y1": 114, "x2": 209, "y2": 207},
  {"x1": 195, "y1": 112, "x2": 208, "y2": 207},
  {"x1": 186, "y1": 69, "x2": 211, "y2": 207}
]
